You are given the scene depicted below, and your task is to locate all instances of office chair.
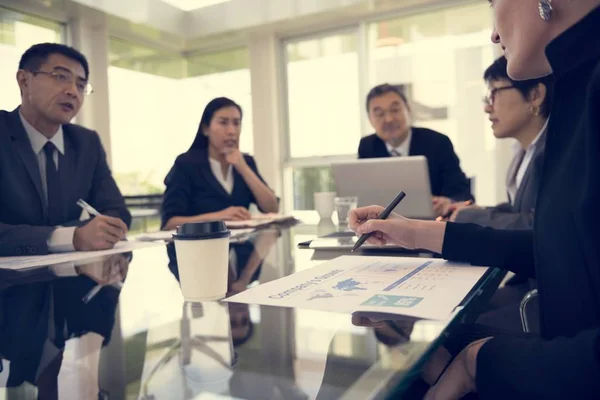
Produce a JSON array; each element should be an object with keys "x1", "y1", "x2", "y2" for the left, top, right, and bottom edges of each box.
[{"x1": 519, "y1": 289, "x2": 539, "y2": 333}]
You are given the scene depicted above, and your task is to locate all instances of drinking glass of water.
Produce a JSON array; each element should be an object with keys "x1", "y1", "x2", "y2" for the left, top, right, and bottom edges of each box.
[{"x1": 334, "y1": 196, "x2": 358, "y2": 225}]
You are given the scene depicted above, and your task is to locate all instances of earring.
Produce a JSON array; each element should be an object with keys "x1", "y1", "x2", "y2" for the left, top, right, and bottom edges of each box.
[
  {"x1": 531, "y1": 105, "x2": 541, "y2": 116},
  {"x1": 538, "y1": 0, "x2": 553, "y2": 21}
]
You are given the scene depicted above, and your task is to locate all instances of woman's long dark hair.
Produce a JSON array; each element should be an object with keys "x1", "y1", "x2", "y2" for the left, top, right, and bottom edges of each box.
[{"x1": 189, "y1": 97, "x2": 243, "y2": 150}]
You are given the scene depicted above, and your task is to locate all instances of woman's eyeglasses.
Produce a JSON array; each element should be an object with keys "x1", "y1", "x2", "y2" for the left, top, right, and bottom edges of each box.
[{"x1": 482, "y1": 85, "x2": 516, "y2": 106}]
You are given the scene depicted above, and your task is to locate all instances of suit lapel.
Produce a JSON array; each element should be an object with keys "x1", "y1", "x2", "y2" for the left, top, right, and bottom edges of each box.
[
  {"x1": 58, "y1": 128, "x2": 77, "y2": 221},
  {"x1": 8, "y1": 109, "x2": 46, "y2": 219},
  {"x1": 197, "y1": 150, "x2": 230, "y2": 199},
  {"x1": 510, "y1": 130, "x2": 547, "y2": 210},
  {"x1": 513, "y1": 142, "x2": 545, "y2": 211},
  {"x1": 373, "y1": 135, "x2": 391, "y2": 157},
  {"x1": 512, "y1": 167, "x2": 529, "y2": 211},
  {"x1": 505, "y1": 150, "x2": 523, "y2": 188},
  {"x1": 232, "y1": 167, "x2": 246, "y2": 199},
  {"x1": 408, "y1": 128, "x2": 421, "y2": 156}
]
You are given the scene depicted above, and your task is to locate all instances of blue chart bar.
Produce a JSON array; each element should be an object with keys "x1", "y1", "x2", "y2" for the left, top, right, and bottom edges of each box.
[{"x1": 383, "y1": 261, "x2": 433, "y2": 292}]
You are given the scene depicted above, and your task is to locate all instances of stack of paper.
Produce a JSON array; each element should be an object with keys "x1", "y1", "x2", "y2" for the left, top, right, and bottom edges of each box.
[
  {"x1": 134, "y1": 230, "x2": 175, "y2": 242},
  {"x1": 134, "y1": 214, "x2": 295, "y2": 241},
  {"x1": 226, "y1": 214, "x2": 296, "y2": 229},
  {"x1": 135, "y1": 228, "x2": 257, "y2": 242},
  {"x1": 0, "y1": 241, "x2": 163, "y2": 271}
]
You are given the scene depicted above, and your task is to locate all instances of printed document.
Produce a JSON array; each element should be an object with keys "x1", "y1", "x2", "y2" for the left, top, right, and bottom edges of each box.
[
  {"x1": 226, "y1": 256, "x2": 488, "y2": 320},
  {"x1": 0, "y1": 241, "x2": 163, "y2": 271},
  {"x1": 225, "y1": 214, "x2": 296, "y2": 229}
]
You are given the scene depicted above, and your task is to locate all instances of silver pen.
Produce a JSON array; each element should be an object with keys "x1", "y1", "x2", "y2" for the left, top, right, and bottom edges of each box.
[
  {"x1": 77, "y1": 198, "x2": 101, "y2": 217},
  {"x1": 77, "y1": 199, "x2": 125, "y2": 303}
]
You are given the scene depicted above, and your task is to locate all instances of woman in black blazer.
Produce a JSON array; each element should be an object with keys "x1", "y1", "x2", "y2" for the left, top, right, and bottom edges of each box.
[
  {"x1": 350, "y1": 2, "x2": 600, "y2": 399},
  {"x1": 161, "y1": 97, "x2": 279, "y2": 231}
]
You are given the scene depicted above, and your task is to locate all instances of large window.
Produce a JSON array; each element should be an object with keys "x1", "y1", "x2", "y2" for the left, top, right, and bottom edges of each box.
[
  {"x1": 283, "y1": 32, "x2": 360, "y2": 213},
  {"x1": 282, "y1": 4, "x2": 496, "y2": 215},
  {"x1": 0, "y1": 8, "x2": 63, "y2": 110},
  {"x1": 367, "y1": 3, "x2": 496, "y2": 204},
  {"x1": 108, "y1": 40, "x2": 253, "y2": 195},
  {"x1": 285, "y1": 32, "x2": 361, "y2": 159}
]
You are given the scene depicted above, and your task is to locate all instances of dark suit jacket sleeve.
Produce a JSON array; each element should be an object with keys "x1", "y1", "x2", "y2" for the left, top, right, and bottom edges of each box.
[
  {"x1": 476, "y1": 329, "x2": 600, "y2": 399},
  {"x1": 437, "y1": 135, "x2": 474, "y2": 201},
  {"x1": 246, "y1": 155, "x2": 278, "y2": 213},
  {"x1": 160, "y1": 160, "x2": 193, "y2": 229},
  {"x1": 86, "y1": 133, "x2": 131, "y2": 228},
  {"x1": 442, "y1": 222, "x2": 535, "y2": 278},
  {"x1": 493, "y1": 202, "x2": 512, "y2": 212},
  {"x1": 0, "y1": 224, "x2": 56, "y2": 256},
  {"x1": 454, "y1": 208, "x2": 534, "y2": 230}
]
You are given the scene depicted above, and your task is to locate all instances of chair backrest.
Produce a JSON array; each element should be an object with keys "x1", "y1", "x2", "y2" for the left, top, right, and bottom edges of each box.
[
  {"x1": 519, "y1": 289, "x2": 540, "y2": 333},
  {"x1": 124, "y1": 194, "x2": 163, "y2": 210}
]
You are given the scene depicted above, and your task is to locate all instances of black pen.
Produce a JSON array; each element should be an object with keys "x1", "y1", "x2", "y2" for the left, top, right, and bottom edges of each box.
[{"x1": 352, "y1": 191, "x2": 406, "y2": 252}]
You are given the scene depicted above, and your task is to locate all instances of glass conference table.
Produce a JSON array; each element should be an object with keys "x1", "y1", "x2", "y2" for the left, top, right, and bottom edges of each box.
[{"x1": 0, "y1": 222, "x2": 503, "y2": 400}]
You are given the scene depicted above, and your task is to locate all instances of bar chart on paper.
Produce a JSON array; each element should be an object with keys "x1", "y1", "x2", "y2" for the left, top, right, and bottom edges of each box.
[{"x1": 226, "y1": 256, "x2": 488, "y2": 321}]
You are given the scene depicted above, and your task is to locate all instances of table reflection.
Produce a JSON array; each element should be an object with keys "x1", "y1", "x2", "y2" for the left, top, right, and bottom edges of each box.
[
  {"x1": 0, "y1": 223, "x2": 500, "y2": 400},
  {"x1": 138, "y1": 228, "x2": 310, "y2": 400},
  {"x1": 0, "y1": 253, "x2": 129, "y2": 399},
  {"x1": 139, "y1": 302, "x2": 235, "y2": 399}
]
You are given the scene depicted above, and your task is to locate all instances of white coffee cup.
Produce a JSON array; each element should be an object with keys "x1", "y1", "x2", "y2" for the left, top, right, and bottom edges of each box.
[
  {"x1": 173, "y1": 221, "x2": 231, "y2": 302},
  {"x1": 314, "y1": 191, "x2": 336, "y2": 219}
]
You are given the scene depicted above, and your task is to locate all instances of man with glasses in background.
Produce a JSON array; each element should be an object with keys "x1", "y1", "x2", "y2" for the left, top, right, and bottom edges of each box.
[
  {"x1": 358, "y1": 83, "x2": 474, "y2": 216},
  {"x1": 0, "y1": 43, "x2": 130, "y2": 256}
]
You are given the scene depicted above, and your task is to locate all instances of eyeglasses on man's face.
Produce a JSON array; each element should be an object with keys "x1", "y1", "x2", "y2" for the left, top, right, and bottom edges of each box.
[
  {"x1": 32, "y1": 69, "x2": 93, "y2": 96},
  {"x1": 372, "y1": 107, "x2": 403, "y2": 121}
]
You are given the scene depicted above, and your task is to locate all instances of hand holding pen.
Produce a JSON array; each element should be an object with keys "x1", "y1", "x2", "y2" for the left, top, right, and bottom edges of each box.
[
  {"x1": 75, "y1": 199, "x2": 128, "y2": 303},
  {"x1": 350, "y1": 191, "x2": 407, "y2": 251},
  {"x1": 73, "y1": 199, "x2": 128, "y2": 251}
]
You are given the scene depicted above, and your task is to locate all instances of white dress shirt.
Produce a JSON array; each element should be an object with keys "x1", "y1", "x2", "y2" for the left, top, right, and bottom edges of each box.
[
  {"x1": 507, "y1": 119, "x2": 549, "y2": 204},
  {"x1": 385, "y1": 129, "x2": 412, "y2": 157},
  {"x1": 19, "y1": 112, "x2": 76, "y2": 252},
  {"x1": 209, "y1": 157, "x2": 234, "y2": 194}
]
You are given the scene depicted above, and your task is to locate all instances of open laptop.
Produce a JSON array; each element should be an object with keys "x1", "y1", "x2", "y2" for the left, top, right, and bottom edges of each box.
[{"x1": 331, "y1": 156, "x2": 435, "y2": 219}]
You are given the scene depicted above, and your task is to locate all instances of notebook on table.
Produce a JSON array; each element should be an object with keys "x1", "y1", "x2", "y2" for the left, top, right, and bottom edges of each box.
[{"x1": 225, "y1": 214, "x2": 297, "y2": 229}]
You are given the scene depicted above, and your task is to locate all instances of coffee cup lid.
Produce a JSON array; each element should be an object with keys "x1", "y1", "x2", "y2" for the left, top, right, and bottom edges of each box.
[{"x1": 173, "y1": 221, "x2": 231, "y2": 240}]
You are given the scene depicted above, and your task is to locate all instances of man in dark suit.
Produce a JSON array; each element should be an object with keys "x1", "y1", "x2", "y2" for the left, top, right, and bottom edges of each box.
[
  {"x1": 0, "y1": 43, "x2": 130, "y2": 257},
  {"x1": 358, "y1": 84, "x2": 473, "y2": 216}
]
